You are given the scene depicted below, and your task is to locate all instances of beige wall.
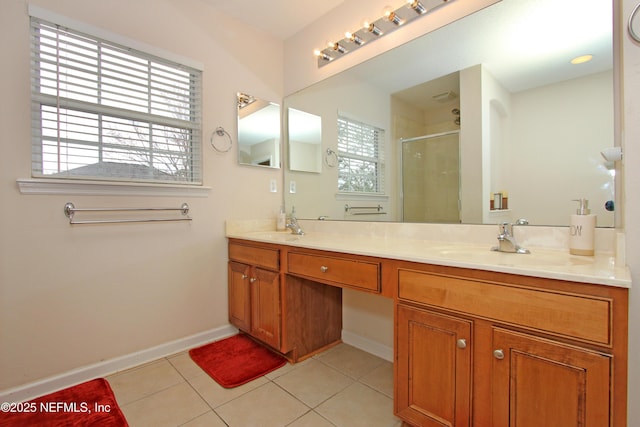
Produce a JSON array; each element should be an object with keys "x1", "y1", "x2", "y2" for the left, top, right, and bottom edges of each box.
[{"x1": 0, "y1": 0, "x2": 283, "y2": 392}]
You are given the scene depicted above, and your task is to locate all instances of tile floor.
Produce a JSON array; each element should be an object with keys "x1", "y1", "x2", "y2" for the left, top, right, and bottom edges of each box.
[{"x1": 106, "y1": 342, "x2": 403, "y2": 427}]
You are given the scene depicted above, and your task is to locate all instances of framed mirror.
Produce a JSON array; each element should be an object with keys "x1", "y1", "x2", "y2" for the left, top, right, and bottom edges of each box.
[
  {"x1": 287, "y1": 108, "x2": 322, "y2": 173},
  {"x1": 237, "y1": 92, "x2": 281, "y2": 168},
  {"x1": 283, "y1": 0, "x2": 615, "y2": 227}
]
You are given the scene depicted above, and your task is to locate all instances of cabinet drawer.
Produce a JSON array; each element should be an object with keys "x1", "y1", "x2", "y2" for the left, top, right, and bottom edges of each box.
[
  {"x1": 398, "y1": 269, "x2": 612, "y2": 345},
  {"x1": 229, "y1": 242, "x2": 279, "y2": 271},
  {"x1": 288, "y1": 251, "x2": 380, "y2": 292}
]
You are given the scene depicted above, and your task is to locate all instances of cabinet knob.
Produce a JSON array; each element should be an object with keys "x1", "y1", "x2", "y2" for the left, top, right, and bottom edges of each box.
[
  {"x1": 493, "y1": 349, "x2": 505, "y2": 360},
  {"x1": 241, "y1": 274, "x2": 248, "y2": 280},
  {"x1": 320, "y1": 266, "x2": 329, "y2": 273},
  {"x1": 249, "y1": 277, "x2": 257, "y2": 283},
  {"x1": 456, "y1": 339, "x2": 467, "y2": 349}
]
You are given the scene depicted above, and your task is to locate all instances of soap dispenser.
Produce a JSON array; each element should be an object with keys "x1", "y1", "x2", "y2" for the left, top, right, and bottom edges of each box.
[{"x1": 569, "y1": 198, "x2": 596, "y2": 256}]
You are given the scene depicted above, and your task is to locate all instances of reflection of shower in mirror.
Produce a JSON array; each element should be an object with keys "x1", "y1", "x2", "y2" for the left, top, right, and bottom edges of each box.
[{"x1": 452, "y1": 108, "x2": 461, "y2": 125}]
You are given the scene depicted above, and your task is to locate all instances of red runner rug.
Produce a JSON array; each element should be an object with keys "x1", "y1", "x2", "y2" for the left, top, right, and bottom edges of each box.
[
  {"x1": 0, "y1": 378, "x2": 128, "y2": 426},
  {"x1": 189, "y1": 334, "x2": 287, "y2": 388}
]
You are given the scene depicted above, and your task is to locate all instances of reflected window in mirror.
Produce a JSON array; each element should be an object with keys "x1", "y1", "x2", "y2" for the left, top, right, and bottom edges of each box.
[
  {"x1": 287, "y1": 108, "x2": 322, "y2": 173},
  {"x1": 337, "y1": 116, "x2": 385, "y2": 194},
  {"x1": 237, "y1": 92, "x2": 281, "y2": 168}
]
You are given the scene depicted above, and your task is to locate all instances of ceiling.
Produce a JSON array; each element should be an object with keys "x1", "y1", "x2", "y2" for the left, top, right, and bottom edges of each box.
[{"x1": 201, "y1": 0, "x2": 345, "y2": 40}]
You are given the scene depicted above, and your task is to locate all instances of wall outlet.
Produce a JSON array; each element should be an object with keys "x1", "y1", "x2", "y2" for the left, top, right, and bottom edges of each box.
[
  {"x1": 289, "y1": 181, "x2": 296, "y2": 194},
  {"x1": 269, "y1": 179, "x2": 277, "y2": 193}
]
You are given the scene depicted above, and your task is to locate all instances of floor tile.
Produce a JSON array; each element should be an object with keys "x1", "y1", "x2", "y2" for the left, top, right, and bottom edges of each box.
[
  {"x1": 181, "y1": 410, "x2": 228, "y2": 426},
  {"x1": 274, "y1": 359, "x2": 353, "y2": 407},
  {"x1": 359, "y1": 361, "x2": 394, "y2": 397},
  {"x1": 215, "y1": 382, "x2": 309, "y2": 427},
  {"x1": 168, "y1": 351, "x2": 205, "y2": 380},
  {"x1": 287, "y1": 410, "x2": 337, "y2": 427},
  {"x1": 107, "y1": 359, "x2": 184, "y2": 405},
  {"x1": 316, "y1": 382, "x2": 400, "y2": 427},
  {"x1": 120, "y1": 381, "x2": 210, "y2": 427},
  {"x1": 188, "y1": 372, "x2": 268, "y2": 409},
  {"x1": 314, "y1": 344, "x2": 385, "y2": 379}
]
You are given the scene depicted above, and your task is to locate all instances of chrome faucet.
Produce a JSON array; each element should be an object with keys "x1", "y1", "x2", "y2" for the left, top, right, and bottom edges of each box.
[
  {"x1": 286, "y1": 216, "x2": 305, "y2": 235},
  {"x1": 492, "y1": 219, "x2": 530, "y2": 254}
]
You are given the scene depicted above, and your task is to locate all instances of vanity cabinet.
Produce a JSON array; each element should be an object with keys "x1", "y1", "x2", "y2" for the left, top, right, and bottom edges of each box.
[
  {"x1": 394, "y1": 263, "x2": 628, "y2": 427},
  {"x1": 396, "y1": 304, "x2": 472, "y2": 426},
  {"x1": 228, "y1": 242, "x2": 281, "y2": 349}
]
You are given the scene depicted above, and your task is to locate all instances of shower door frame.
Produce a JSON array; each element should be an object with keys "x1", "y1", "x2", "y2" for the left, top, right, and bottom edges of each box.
[{"x1": 399, "y1": 129, "x2": 461, "y2": 223}]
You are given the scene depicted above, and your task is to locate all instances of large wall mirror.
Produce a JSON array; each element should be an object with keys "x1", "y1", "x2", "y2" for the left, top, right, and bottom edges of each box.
[
  {"x1": 283, "y1": 0, "x2": 615, "y2": 227},
  {"x1": 237, "y1": 92, "x2": 281, "y2": 168},
  {"x1": 287, "y1": 108, "x2": 322, "y2": 173}
]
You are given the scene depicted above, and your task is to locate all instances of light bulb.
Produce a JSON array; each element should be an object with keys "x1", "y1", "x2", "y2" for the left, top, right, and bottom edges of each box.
[
  {"x1": 384, "y1": 6, "x2": 402, "y2": 25},
  {"x1": 407, "y1": 0, "x2": 427, "y2": 14},
  {"x1": 314, "y1": 49, "x2": 331, "y2": 61},
  {"x1": 345, "y1": 31, "x2": 364, "y2": 45},
  {"x1": 363, "y1": 20, "x2": 382, "y2": 36},
  {"x1": 327, "y1": 41, "x2": 347, "y2": 54}
]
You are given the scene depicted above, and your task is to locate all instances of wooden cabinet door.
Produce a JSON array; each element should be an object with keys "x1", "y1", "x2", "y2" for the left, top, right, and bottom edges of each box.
[
  {"x1": 491, "y1": 328, "x2": 611, "y2": 427},
  {"x1": 396, "y1": 304, "x2": 472, "y2": 427},
  {"x1": 228, "y1": 261, "x2": 251, "y2": 332},
  {"x1": 250, "y1": 267, "x2": 281, "y2": 349}
]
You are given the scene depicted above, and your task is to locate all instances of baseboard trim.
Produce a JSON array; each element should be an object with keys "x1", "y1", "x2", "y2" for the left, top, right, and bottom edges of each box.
[
  {"x1": 341, "y1": 330, "x2": 393, "y2": 362},
  {"x1": 0, "y1": 324, "x2": 237, "y2": 403}
]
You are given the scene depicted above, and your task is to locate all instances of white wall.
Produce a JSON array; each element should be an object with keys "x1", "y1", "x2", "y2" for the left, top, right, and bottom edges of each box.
[
  {"x1": 0, "y1": 0, "x2": 283, "y2": 394},
  {"x1": 510, "y1": 71, "x2": 615, "y2": 226}
]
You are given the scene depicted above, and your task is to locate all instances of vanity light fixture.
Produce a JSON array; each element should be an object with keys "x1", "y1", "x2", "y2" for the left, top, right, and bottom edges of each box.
[
  {"x1": 314, "y1": 49, "x2": 332, "y2": 61},
  {"x1": 345, "y1": 31, "x2": 364, "y2": 45},
  {"x1": 364, "y1": 20, "x2": 383, "y2": 36},
  {"x1": 314, "y1": 0, "x2": 454, "y2": 67},
  {"x1": 384, "y1": 7, "x2": 404, "y2": 25},
  {"x1": 328, "y1": 41, "x2": 347, "y2": 54},
  {"x1": 407, "y1": 0, "x2": 427, "y2": 15}
]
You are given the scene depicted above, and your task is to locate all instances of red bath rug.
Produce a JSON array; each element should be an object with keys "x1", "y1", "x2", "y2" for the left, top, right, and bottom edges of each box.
[
  {"x1": 0, "y1": 378, "x2": 128, "y2": 426},
  {"x1": 189, "y1": 334, "x2": 287, "y2": 388}
]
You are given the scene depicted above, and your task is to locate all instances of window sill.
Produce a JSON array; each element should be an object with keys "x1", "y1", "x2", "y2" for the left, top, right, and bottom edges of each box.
[
  {"x1": 335, "y1": 193, "x2": 389, "y2": 202},
  {"x1": 16, "y1": 178, "x2": 211, "y2": 197}
]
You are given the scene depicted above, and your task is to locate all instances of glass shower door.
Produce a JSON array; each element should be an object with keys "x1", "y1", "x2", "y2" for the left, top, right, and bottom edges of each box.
[{"x1": 401, "y1": 131, "x2": 460, "y2": 223}]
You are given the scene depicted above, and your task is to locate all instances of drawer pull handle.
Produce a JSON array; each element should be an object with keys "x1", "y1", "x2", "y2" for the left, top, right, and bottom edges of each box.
[
  {"x1": 320, "y1": 266, "x2": 329, "y2": 273},
  {"x1": 249, "y1": 277, "x2": 257, "y2": 283},
  {"x1": 493, "y1": 349, "x2": 505, "y2": 360},
  {"x1": 456, "y1": 339, "x2": 467, "y2": 349}
]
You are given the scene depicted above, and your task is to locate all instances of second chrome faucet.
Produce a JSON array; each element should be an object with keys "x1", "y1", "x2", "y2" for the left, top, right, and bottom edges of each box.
[{"x1": 492, "y1": 219, "x2": 530, "y2": 254}]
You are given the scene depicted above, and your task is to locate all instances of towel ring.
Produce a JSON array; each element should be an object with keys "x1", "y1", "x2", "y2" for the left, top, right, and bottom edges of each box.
[
  {"x1": 210, "y1": 126, "x2": 233, "y2": 153},
  {"x1": 630, "y1": 3, "x2": 640, "y2": 42},
  {"x1": 325, "y1": 148, "x2": 338, "y2": 168}
]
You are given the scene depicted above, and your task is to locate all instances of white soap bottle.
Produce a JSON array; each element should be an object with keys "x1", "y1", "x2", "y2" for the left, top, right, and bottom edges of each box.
[
  {"x1": 569, "y1": 198, "x2": 596, "y2": 256},
  {"x1": 276, "y1": 205, "x2": 286, "y2": 231}
]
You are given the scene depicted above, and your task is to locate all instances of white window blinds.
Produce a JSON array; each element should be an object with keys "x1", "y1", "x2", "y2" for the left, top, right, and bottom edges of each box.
[
  {"x1": 30, "y1": 17, "x2": 203, "y2": 184},
  {"x1": 337, "y1": 116, "x2": 385, "y2": 194}
]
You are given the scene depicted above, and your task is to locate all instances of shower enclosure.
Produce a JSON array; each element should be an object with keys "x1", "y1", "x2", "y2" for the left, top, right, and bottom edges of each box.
[{"x1": 401, "y1": 130, "x2": 460, "y2": 223}]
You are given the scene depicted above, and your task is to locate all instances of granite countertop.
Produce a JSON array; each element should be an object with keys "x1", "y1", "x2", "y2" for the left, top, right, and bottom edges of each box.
[{"x1": 226, "y1": 229, "x2": 631, "y2": 288}]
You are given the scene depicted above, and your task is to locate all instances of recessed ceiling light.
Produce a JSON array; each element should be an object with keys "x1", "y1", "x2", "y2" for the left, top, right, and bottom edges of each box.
[{"x1": 571, "y1": 54, "x2": 593, "y2": 65}]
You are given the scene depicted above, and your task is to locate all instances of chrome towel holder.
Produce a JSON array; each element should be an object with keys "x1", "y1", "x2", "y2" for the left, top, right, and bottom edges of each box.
[{"x1": 63, "y1": 202, "x2": 192, "y2": 225}]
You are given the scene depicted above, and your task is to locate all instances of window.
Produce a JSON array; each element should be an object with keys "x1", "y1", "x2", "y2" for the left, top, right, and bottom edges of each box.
[
  {"x1": 337, "y1": 116, "x2": 385, "y2": 194},
  {"x1": 30, "y1": 17, "x2": 203, "y2": 185}
]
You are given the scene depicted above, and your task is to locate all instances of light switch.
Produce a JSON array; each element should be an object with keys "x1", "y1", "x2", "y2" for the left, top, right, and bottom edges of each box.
[
  {"x1": 270, "y1": 179, "x2": 277, "y2": 193},
  {"x1": 289, "y1": 181, "x2": 296, "y2": 193}
]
